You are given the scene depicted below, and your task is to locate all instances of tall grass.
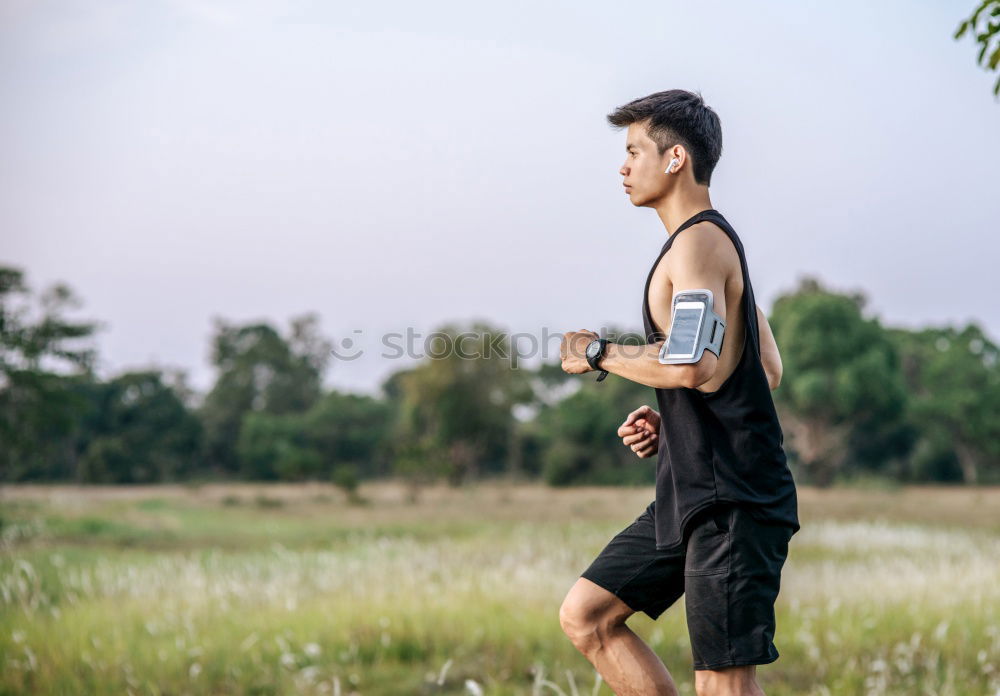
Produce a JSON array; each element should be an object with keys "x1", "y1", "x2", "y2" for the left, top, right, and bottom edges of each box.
[{"x1": 1, "y1": 483, "x2": 997, "y2": 695}]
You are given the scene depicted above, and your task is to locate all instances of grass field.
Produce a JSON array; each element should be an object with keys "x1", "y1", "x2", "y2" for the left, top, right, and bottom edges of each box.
[{"x1": 1, "y1": 481, "x2": 999, "y2": 695}]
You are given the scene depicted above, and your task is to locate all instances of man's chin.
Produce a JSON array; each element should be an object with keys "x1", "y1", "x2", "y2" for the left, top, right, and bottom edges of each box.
[{"x1": 628, "y1": 190, "x2": 662, "y2": 208}]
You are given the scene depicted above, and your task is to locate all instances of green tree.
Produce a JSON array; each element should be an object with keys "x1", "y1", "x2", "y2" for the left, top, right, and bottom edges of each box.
[
  {"x1": 770, "y1": 277, "x2": 909, "y2": 486},
  {"x1": 494, "y1": 326, "x2": 656, "y2": 487},
  {"x1": 236, "y1": 411, "x2": 318, "y2": 481},
  {"x1": 236, "y1": 390, "x2": 391, "y2": 483},
  {"x1": 76, "y1": 370, "x2": 203, "y2": 483},
  {"x1": 536, "y1": 386, "x2": 652, "y2": 486},
  {"x1": 303, "y1": 390, "x2": 393, "y2": 481},
  {"x1": 389, "y1": 321, "x2": 534, "y2": 487},
  {"x1": 955, "y1": 0, "x2": 1000, "y2": 98},
  {"x1": 888, "y1": 323, "x2": 1000, "y2": 483},
  {"x1": 199, "y1": 314, "x2": 330, "y2": 475},
  {"x1": 0, "y1": 266, "x2": 99, "y2": 481}
]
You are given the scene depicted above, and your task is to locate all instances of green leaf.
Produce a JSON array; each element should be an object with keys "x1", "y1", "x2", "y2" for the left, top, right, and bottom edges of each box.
[
  {"x1": 971, "y1": 0, "x2": 992, "y2": 26},
  {"x1": 990, "y1": 44, "x2": 1000, "y2": 70},
  {"x1": 955, "y1": 19, "x2": 970, "y2": 39}
]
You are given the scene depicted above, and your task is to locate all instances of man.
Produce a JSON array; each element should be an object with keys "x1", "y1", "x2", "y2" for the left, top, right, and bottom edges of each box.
[{"x1": 557, "y1": 89, "x2": 800, "y2": 696}]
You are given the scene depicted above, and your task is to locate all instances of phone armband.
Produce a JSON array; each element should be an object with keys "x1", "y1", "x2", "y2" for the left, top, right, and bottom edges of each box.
[{"x1": 657, "y1": 289, "x2": 726, "y2": 364}]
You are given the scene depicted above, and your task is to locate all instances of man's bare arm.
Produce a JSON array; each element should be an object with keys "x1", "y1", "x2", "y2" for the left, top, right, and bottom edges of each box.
[
  {"x1": 602, "y1": 306, "x2": 782, "y2": 391},
  {"x1": 598, "y1": 341, "x2": 705, "y2": 390},
  {"x1": 756, "y1": 304, "x2": 783, "y2": 390},
  {"x1": 598, "y1": 225, "x2": 727, "y2": 390}
]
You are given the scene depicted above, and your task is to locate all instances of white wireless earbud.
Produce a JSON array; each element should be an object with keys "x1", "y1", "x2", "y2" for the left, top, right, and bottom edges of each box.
[{"x1": 665, "y1": 157, "x2": 680, "y2": 174}]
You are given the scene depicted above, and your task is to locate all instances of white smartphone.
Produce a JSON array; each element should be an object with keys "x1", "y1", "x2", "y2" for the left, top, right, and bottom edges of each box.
[
  {"x1": 662, "y1": 301, "x2": 705, "y2": 361},
  {"x1": 658, "y1": 289, "x2": 716, "y2": 364}
]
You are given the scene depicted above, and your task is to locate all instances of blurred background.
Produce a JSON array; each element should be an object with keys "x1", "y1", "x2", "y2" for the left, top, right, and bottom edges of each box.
[{"x1": 2, "y1": 1, "x2": 999, "y2": 695}]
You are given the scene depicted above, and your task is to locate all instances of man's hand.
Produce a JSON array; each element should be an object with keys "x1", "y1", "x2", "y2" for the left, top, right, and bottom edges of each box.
[
  {"x1": 618, "y1": 405, "x2": 661, "y2": 458},
  {"x1": 560, "y1": 330, "x2": 599, "y2": 375}
]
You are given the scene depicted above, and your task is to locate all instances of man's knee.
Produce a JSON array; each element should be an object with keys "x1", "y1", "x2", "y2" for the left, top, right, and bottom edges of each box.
[
  {"x1": 559, "y1": 597, "x2": 603, "y2": 653},
  {"x1": 558, "y1": 579, "x2": 631, "y2": 653}
]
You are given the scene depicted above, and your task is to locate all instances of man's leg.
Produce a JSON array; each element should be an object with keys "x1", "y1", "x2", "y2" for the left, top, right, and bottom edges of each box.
[
  {"x1": 559, "y1": 577, "x2": 680, "y2": 696},
  {"x1": 685, "y1": 504, "x2": 792, "y2": 696},
  {"x1": 694, "y1": 665, "x2": 764, "y2": 696}
]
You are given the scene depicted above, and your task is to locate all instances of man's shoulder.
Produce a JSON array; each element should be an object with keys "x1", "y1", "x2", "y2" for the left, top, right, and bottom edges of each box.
[
  {"x1": 666, "y1": 219, "x2": 741, "y2": 275},
  {"x1": 684, "y1": 218, "x2": 736, "y2": 249}
]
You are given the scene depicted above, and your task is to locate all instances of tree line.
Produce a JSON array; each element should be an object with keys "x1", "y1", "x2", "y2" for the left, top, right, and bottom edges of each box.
[{"x1": 1, "y1": 265, "x2": 997, "y2": 489}]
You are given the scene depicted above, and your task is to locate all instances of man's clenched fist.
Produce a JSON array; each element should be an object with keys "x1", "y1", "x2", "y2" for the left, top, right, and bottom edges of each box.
[
  {"x1": 560, "y1": 330, "x2": 599, "y2": 375},
  {"x1": 618, "y1": 404, "x2": 661, "y2": 458}
]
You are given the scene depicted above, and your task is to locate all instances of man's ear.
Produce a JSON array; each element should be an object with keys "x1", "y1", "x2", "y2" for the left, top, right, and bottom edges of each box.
[{"x1": 664, "y1": 144, "x2": 686, "y2": 172}]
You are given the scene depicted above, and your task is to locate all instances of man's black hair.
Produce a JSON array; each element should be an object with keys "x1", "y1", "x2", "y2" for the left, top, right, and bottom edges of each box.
[{"x1": 607, "y1": 89, "x2": 723, "y2": 187}]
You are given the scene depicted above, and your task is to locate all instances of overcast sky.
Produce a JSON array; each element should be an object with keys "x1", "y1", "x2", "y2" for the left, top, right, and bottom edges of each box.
[{"x1": 2, "y1": 0, "x2": 997, "y2": 397}]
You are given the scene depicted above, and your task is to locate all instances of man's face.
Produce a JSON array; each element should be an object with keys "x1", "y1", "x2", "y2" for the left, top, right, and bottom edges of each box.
[{"x1": 619, "y1": 121, "x2": 675, "y2": 207}]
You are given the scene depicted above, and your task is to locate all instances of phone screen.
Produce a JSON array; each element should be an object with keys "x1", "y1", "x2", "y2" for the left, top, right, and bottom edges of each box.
[{"x1": 665, "y1": 305, "x2": 703, "y2": 357}]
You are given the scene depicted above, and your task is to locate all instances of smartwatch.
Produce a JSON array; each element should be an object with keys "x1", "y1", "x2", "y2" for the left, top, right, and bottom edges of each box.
[{"x1": 585, "y1": 338, "x2": 610, "y2": 382}]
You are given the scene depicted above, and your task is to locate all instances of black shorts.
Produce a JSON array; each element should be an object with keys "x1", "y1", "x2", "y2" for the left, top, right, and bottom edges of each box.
[{"x1": 580, "y1": 500, "x2": 793, "y2": 671}]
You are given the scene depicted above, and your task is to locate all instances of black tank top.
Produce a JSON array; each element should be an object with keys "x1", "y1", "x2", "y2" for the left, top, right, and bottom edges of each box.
[{"x1": 641, "y1": 208, "x2": 800, "y2": 551}]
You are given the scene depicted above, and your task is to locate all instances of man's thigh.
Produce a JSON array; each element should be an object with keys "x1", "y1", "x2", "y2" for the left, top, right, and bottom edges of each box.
[
  {"x1": 578, "y1": 501, "x2": 686, "y2": 621},
  {"x1": 684, "y1": 503, "x2": 792, "y2": 671}
]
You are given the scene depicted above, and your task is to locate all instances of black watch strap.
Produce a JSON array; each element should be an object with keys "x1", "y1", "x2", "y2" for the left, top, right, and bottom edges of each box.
[{"x1": 588, "y1": 338, "x2": 610, "y2": 382}]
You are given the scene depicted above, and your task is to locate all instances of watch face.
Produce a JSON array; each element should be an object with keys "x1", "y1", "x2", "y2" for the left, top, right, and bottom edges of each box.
[{"x1": 586, "y1": 340, "x2": 600, "y2": 359}]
